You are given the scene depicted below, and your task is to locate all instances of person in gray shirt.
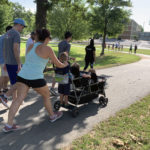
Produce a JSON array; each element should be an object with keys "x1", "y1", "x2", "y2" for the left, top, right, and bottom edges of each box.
[
  {"x1": 0, "y1": 18, "x2": 26, "y2": 103},
  {"x1": 50, "y1": 31, "x2": 74, "y2": 95}
]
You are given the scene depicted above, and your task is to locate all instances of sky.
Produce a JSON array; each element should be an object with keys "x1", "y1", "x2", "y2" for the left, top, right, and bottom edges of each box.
[{"x1": 9, "y1": 0, "x2": 150, "y2": 32}]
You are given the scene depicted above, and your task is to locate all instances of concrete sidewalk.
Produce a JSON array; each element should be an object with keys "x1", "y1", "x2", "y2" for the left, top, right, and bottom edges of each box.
[{"x1": 0, "y1": 55, "x2": 150, "y2": 150}]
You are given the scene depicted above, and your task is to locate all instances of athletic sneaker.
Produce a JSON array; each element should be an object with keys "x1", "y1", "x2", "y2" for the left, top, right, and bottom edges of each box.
[
  {"x1": 50, "y1": 111, "x2": 63, "y2": 122},
  {"x1": 3, "y1": 88, "x2": 8, "y2": 93},
  {"x1": 3, "y1": 124, "x2": 19, "y2": 133},
  {"x1": 0, "y1": 95, "x2": 9, "y2": 109},
  {"x1": 50, "y1": 88, "x2": 58, "y2": 96}
]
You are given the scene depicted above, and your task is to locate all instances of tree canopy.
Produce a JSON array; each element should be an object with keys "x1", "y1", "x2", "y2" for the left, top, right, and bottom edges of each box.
[
  {"x1": 87, "y1": 0, "x2": 132, "y2": 55},
  {"x1": 0, "y1": 1, "x2": 35, "y2": 35},
  {"x1": 47, "y1": 2, "x2": 89, "y2": 40}
]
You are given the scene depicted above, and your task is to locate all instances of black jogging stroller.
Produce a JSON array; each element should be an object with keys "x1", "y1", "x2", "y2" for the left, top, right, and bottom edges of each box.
[{"x1": 54, "y1": 71, "x2": 108, "y2": 117}]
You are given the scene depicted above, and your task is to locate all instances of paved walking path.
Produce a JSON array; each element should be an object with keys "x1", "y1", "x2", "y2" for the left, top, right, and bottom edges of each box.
[{"x1": 0, "y1": 54, "x2": 150, "y2": 150}]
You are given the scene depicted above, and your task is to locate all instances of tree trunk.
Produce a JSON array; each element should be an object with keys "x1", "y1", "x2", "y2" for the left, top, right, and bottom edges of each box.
[
  {"x1": 36, "y1": 0, "x2": 48, "y2": 29},
  {"x1": 100, "y1": 19, "x2": 107, "y2": 56}
]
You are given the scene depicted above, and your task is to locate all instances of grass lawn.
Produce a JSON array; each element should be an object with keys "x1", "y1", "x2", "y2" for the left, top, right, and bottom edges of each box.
[
  {"x1": 0, "y1": 42, "x2": 140, "y2": 76},
  {"x1": 123, "y1": 48, "x2": 150, "y2": 55},
  {"x1": 63, "y1": 95, "x2": 150, "y2": 150},
  {"x1": 19, "y1": 42, "x2": 141, "y2": 70}
]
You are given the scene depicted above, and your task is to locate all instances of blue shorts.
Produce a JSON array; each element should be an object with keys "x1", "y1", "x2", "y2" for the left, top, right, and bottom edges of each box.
[
  {"x1": 58, "y1": 84, "x2": 70, "y2": 95},
  {"x1": 6, "y1": 64, "x2": 18, "y2": 85}
]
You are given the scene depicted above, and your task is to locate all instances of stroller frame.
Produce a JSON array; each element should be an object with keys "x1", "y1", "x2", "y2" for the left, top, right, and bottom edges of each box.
[{"x1": 54, "y1": 75, "x2": 108, "y2": 117}]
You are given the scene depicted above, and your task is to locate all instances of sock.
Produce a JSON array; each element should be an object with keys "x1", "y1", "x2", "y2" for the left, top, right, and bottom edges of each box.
[
  {"x1": 5, "y1": 124, "x2": 12, "y2": 128},
  {"x1": 4, "y1": 94, "x2": 8, "y2": 99}
]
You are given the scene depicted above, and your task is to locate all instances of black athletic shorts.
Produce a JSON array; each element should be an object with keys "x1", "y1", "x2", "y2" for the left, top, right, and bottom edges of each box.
[{"x1": 17, "y1": 76, "x2": 47, "y2": 88}]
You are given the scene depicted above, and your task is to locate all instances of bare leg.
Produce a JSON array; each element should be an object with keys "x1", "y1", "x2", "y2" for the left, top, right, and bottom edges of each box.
[
  {"x1": 51, "y1": 78, "x2": 56, "y2": 89},
  {"x1": 34, "y1": 85, "x2": 54, "y2": 116},
  {"x1": 0, "y1": 76, "x2": 4, "y2": 92},
  {"x1": 7, "y1": 82, "x2": 29, "y2": 126},
  {"x1": 60, "y1": 94, "x2": 64, "y2": 105},
  {"x1": 3, "y1": 76, "x2": 9, "y2": 89},
  {"x1": 64, "y1": 95, "x2": 68, "y2": 105},
  {"x1": 5, "y1": 84, "x2": 17, "y2": 97}
]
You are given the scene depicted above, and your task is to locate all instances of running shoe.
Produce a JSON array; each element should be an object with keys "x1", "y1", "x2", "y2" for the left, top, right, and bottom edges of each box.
[
  {"x1": 50, "y1": 88, "x2": 58, "y2": 96},
  {"x1": 3, "y1": 88, "x2": 8, "y2": 93},
  {"x1": 3, "y1": 124, "x2": 19, "y2": 133},
  {"x1": 0, "y1": 95, "x2": 9, "y2": 109},
  {"x1": 50, "y1": 111, "x2": 63, "y2": 122}
]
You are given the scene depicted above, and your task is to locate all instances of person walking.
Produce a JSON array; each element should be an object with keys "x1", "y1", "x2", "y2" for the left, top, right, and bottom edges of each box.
[
  {"x1": 2, "y1": 29, "x2": 67, "y2": 133},
  {"x1": 129, "y1": 44, "x2": 132, "y2": 53},
  {"x1": 83, "y1": 39, "x2": 96, "y2": 71},
  {"x1": 0, "y1": 18, "x2": 26, "y2": 102},
  {"x1": 25, "y1": 31, "x2": 35, "y2": 56},
  {"x1": 134, "y1": 44, "x2": 137, "y2": 54},
  {"x1": 50, "y1": 31, "x2": 74, "y2": 96},
  {"x1": 0, "y1": 26, "x2": 12, "y2": 108},
  {"x1": 112, "y1": 43, "x2": 114, "y2": 50}
]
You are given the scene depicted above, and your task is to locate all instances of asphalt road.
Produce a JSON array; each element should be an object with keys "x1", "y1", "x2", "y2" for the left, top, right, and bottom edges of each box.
[{"x1": 0, "y1": 54, "x2": 150, "y2": 150}]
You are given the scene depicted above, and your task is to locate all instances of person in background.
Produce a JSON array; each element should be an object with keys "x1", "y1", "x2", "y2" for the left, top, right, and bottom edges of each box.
[
  {"x1": 121, "y1": 45, "x2": 123, "y2": 51},
  {"x1": 83, "y1": 39, "x2": 96, "y2": 71},
  {"x1": 0, "y1": 18, "x2": 26, "y2": 103},
  {"x1": 129, "y1": 44, "x2": 132, "y2": 53},
  {"x1": 0, "y1": 26, "x2": 12, "y2": 108},
  {"x1": 108, "y1": 44, "x2": 110, "y2": 51},
  {"x1": 112, "y1": 43, "x2": 114, "y2": 50},
  {"x1": 50, "y1": 31, "x2": 74, "y2": 96},
  {"x1": 134, "y1": 44, "x2": 137, "y2": 54},
  {"x1": 26, "y1": 31, "x2": 35, "y2": 56}
]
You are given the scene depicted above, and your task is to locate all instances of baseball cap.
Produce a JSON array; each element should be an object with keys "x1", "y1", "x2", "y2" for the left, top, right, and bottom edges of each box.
[{"x1": 14, "y1": 18, "x2": 27, "y2": 27}]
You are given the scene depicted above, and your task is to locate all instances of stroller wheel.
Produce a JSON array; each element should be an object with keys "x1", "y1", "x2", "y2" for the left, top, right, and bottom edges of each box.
[
  {"x1": 54, "y1": 101, "x2": 61, "y2": 111},
  {"x1": 99, "y1": 96, "x2": 108, "y2": 107},
  {"x1": 72, "y1": 108, "x2": 79, "y2": 117}
]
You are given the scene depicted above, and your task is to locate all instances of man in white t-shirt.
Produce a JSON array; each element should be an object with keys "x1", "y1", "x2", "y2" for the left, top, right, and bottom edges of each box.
[{"x1": 26, "y1": 32, "x2": 35, "y2": 55}]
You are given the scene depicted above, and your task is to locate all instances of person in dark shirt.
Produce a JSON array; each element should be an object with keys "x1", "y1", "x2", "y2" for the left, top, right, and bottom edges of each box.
[
  {"x1": 84, "y1": 39, "x2": 96, "y2": 71},
  {"x1": 134, "y1": 44, "x2": 137, "y2": 54},
  {"x1": 50, "y1": 31, "x2": 74, "y2": 96}
]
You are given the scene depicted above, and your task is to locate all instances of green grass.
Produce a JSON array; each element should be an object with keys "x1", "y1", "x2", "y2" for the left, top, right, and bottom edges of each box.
[
  {"x1": 123, "y1": 48, "x2": 150, "y2": 55},
  {"x1": 0, "y1": 42, "x2": 141, "y2": 76},
  {"x1": 63, "y1": 95, "x2": 150, "y2": 150},
  {"x1": 19, "y1": 42, "x2": 141, "y2": 70}
]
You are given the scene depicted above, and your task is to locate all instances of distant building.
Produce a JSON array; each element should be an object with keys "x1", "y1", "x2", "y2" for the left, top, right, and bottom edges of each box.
[
  {"x1": 119, "y1": 19, "x2": 143, "y2": 40},
  {"x1": 139, "y1": 32, "x2": 150, "y2": 41}
]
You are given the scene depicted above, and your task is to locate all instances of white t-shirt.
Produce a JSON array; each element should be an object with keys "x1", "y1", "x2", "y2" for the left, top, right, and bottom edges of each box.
[{"x1": 26, "y1": 37, "x2": 34, "y2": 55}]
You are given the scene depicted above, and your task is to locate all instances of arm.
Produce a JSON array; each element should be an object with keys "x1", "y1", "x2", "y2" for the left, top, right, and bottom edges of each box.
[
  {"x1": 82, "y1": 74, "x2": 91, "y2": 78},
  {"x1": 66, "y1": 44, "x2": 75, "y2": 61},
  {"x1": 13, "y1": 43, "x2": 21, "y2": 72},
  {"x1": 13, "y1": 43, "x2": 21, "y2": 65}
]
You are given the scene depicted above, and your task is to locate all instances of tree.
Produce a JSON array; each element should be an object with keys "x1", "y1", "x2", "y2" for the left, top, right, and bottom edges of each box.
[
  {"x1": 0, "y1": 3, "x2": 13, "y2": 34},
  {"x1": 0, "y1": 1, "x2": 35, "y2": 34},
  {"x1": 47, "y1": 2, "x2": 89, "y2": 40},
  {"x1": 35, "y1": 0, "x2": 63, "y2": 29},
  {"x1": 10, "y1": 2, "x2": 35, "y2": 34},
  {"x1": 34, "y1": 0, "x2": 80, "y2": 29},
  {"x1": 87, "y1": 0, "x2": 131, "y2": 55},
  {"x1": 0, "y1": 0, "x2": 8, "y2": 5}
]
